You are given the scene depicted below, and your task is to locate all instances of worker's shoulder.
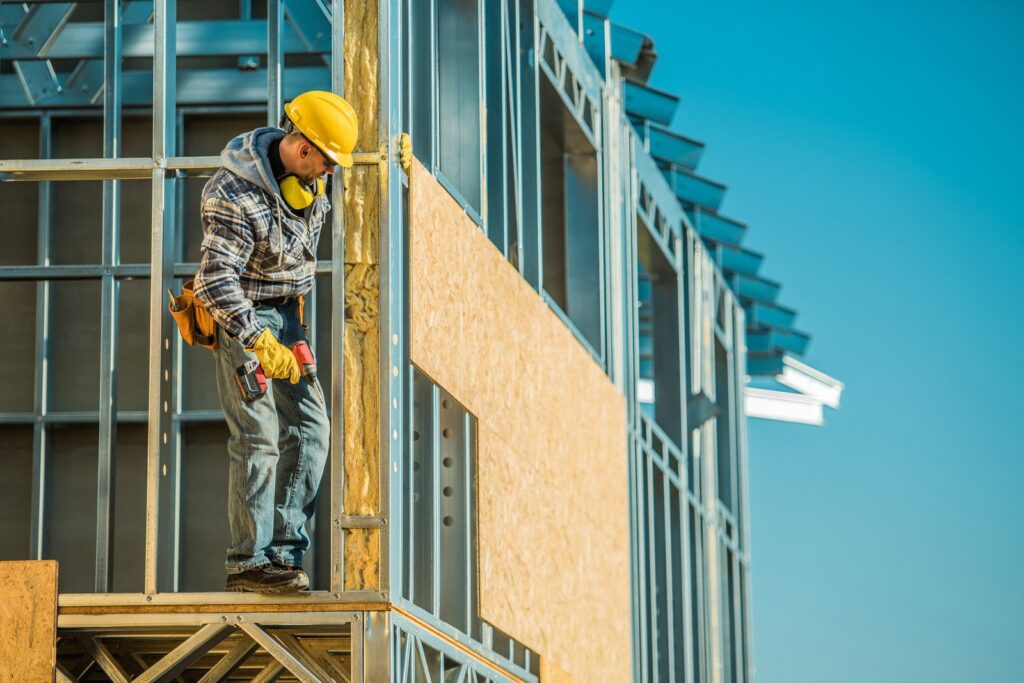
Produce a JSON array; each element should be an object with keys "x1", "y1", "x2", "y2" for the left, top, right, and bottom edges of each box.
[{"x1": 201, "y1": 168, "x2": 267, "y2": 208}]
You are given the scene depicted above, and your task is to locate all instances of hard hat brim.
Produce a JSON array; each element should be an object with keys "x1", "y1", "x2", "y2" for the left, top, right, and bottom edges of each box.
[{"x1": 333, "y1": 151, "x2": 354, "y2": 169}]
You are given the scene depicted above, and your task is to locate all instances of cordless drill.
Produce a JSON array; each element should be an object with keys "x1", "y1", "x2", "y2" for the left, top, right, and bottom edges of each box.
[
  {"x1": 291, "y1": 340, "x2": 325, "y2": 403},
  {"x1": 234, "y1": 341, "x2": 320, "y2": 402},
  {"x1": 234, "y1": 358, "x2": 268, "y2": 402},
  {"x1": 290, "y1": 341, "x2": 317, "y2": 383}
]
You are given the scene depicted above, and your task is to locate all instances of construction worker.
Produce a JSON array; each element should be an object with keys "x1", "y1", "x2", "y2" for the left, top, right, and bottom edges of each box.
[{"x1": 193, "y1": 91, "x2": 357, "y2": 593}]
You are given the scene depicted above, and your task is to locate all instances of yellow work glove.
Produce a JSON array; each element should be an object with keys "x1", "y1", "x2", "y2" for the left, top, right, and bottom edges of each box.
[{"x1": 246, "y1": 328, "x2": 301, "y2": 384}]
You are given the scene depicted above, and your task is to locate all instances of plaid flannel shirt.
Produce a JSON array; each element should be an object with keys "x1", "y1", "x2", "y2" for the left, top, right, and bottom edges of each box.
[{"x1": 193, "y1": 167, "x2": 329, "y2": 348}]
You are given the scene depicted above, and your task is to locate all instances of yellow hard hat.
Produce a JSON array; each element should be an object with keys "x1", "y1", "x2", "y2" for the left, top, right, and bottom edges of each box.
[{"x1": 283, "y1": 90, "x2": 358, "y2": 168}]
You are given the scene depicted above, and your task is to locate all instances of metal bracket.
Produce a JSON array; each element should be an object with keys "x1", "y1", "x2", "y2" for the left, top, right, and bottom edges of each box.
[{"x1": 337, "y1": 514, "x2": 387, "y2": 529}]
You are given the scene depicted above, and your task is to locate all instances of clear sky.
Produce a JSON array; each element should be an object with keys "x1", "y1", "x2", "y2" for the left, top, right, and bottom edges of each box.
[{"x1": 611, "y1": 1, "x2": 1024, "y2": 680}]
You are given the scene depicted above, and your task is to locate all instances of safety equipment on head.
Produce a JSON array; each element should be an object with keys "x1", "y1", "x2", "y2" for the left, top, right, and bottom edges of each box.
[
  {"x1": 283, "y1": 90, "x2": 359, "y2": 168},
  {"x1": 279, "y1": 174, "x2": 325, "y2": 210},
  {"x1": 246, "y1": 328, "x2": 301, "y2": 384}
]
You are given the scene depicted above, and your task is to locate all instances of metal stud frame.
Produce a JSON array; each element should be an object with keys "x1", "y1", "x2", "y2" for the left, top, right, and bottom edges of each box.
[
  {"x1": 1, "y1": 0, "x2": 755, "y2": 680},
  {"x1": 56, "y1": 610, "x2": 365, "y2": 682}
]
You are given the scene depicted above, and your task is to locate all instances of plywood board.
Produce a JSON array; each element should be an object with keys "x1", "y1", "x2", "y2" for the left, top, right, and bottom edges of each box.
[
  {"x1": 409, "y1": 159, "x2": 631, "y2": 683},
  {"x1": 539, "y1": 657, "x2": 577, "y2": 683},
  {"x1": 0, "y1": 560, "x2": 58, "y2": 682}
]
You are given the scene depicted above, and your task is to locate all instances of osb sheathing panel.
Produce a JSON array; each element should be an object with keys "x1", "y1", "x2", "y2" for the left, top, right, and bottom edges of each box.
[
  {"x1": 408, "y1": 159, "x2": 631, "y2": 683},
  {"x1": 539, "y1": 657, "x2": 577, "y2": 683},
  {"x1": 342, "y1": 0, "x2": 381, "y2": 590},
  {"x1": 0, "y1": 560, "x2": 57, "y2": 682}
]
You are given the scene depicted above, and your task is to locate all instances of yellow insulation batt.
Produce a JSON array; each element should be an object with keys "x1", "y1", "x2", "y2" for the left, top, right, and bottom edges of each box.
[{"x1": 342, "y1": 0, "x2": 381, "y2": 591}]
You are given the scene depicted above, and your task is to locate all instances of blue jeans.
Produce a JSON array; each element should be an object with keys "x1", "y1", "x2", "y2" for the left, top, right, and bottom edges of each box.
[{"x1": 212, "y1": 299, "x2": 329, "y2": 574}]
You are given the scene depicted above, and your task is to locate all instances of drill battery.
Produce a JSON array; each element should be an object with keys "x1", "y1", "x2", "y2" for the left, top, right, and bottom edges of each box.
[{"x1": 235, "y1": 358, "x2": 267, "y2": 402}]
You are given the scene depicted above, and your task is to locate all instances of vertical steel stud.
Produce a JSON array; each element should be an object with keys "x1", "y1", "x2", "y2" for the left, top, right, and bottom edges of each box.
[
  {"x1": 145, "y1": 0, "x2": 177, "y2": 595},
  {"x1": 95, "y1": 0, "x2": 123, "y2": 594},
  {"x1": 328, "y1": 0, "x2": 346, "y2": 596},
  {"x1": 267, "y1": 0, "x2": 283, "y2": 127},
  {"x1": 29, "y1": 114, "x2": 53, "y2": 562}
]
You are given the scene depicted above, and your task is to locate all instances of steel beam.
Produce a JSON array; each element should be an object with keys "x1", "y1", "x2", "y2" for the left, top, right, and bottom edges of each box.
[
  {"x1": 519, "y1": 0, "x2": 542, "y2": 291},
  {"x1": 267, "y1": 0, "x2": 283, "y2": 127},
  {"x1": 59, "y1": 609, "x2": 365, "y2": 628},
  {"x1": 145, "y1": 0, "x2": 177, "y2": 596},
  {"x1": 0, "y1": 65, "x2": 333, "y2": 109},
  {"x1": 380, "y1": 0, "x2": 402, "y2": 611},
  {"x1": 29, "y1": 114, "x2": 53, "y2": 561},
  {"x1": 237, "y1": 623, "x2": 319, "y2": 683},
  {"x1": 250, "y1": 661, "x2": 285, "y2": 683},
  {"x1": 54, "y1": 663, "x2": 77, "y2": 683},
  {"x1": 95, "y1": 0, "x2": 123, "y2": 594},
  {"x1": 1, "y1": 20, "x2": 319, "y2": 61},
  {"x1": 0, "y1": 153, "x2": 381, "y2": 181},
  {"x1": 78, "y1": 635, "x2": 131, "y2": 683},
  {"x1": 328, "y1": 0, "x2": 346, "y2": 597},
  {"x1": 274, "y1": 631, "x2": 339, "y2": 683},
  {"x1": 133, "y1": 624, "x2": 234, "y2": 683},
  {"x1": 196, "y1": 636, "x2": 258, "y2": 683},
  {"x1": 361, "y1": 610, "x2": 389, "y2": 682}
]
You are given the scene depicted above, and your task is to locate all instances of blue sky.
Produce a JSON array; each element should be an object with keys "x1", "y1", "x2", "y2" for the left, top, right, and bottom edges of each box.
[{"x1": 611, "y1": 1, "x2": 1024, "y2": 680}]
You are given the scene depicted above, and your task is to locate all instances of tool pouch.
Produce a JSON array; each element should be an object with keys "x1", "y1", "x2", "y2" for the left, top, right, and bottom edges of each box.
[{"x1": 168, "y1": 279, "x2": 219, "y2": 350}]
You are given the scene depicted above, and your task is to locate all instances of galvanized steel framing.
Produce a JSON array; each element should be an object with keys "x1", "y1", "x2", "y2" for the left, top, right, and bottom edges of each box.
[{"x1": 0, "y1": 0, "x2": 755, "y2": 680}]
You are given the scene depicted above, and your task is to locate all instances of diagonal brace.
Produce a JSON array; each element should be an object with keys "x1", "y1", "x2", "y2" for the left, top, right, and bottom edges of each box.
[
  {"x1": 133, "y1": 623, "x2": 234, "y2": 683},
  {"x1": 238, "y1": 622, "x2": 323, "y2": 683}
]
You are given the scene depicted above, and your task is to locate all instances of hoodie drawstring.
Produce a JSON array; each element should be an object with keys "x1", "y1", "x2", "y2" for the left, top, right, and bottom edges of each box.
[{"x1": 273, "y1": 194, "x2": 285, "y2": 267}]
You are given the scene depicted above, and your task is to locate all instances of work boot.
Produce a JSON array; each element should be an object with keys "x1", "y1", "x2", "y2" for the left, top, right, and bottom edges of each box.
[
  {"x1": 271, "y1": 561, "x2": 310, "y2": 591},
  {"x1": 225, "y1": 565, "x2": 305, "y2": 593}
]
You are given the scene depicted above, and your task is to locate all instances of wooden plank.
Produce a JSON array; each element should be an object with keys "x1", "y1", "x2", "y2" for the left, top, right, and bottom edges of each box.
[{"x1": 0, "y1": 560, "x2": 58, "y2": 682}]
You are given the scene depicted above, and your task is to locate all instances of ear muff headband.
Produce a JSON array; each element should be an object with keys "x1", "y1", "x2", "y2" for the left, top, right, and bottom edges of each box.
[{"x1": 279, "y1": 175, "x2": 325, "y2": 210}]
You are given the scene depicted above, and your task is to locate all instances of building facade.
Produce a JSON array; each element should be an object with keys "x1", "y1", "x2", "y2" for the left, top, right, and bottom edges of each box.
[{"x1": 0, "y1": 0, "x2": 839, "y2": 680}]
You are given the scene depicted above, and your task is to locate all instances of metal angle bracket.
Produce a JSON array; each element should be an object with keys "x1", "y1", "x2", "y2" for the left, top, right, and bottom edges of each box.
[
  {"x1": 337, "y1": 514, "x2": 387, "y2": 529},
  {"x1": 687, "y1": 391, "x2": 721, "y2": 429}
]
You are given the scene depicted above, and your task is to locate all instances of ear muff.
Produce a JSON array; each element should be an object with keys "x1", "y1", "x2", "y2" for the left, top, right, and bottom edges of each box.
[{"x1": 279, "y1": 175, "x2": 325, "y2": 210}]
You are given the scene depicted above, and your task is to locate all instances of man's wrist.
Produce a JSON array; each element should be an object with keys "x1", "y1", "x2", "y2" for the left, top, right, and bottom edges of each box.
[{"x1": 240, "y1": 325, "x2": 266, "y2": 349}]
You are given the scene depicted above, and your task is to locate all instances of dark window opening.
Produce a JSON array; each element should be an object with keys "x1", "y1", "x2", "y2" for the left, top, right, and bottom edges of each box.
[
  {"x1": 539, "y1": 75, "x2": 603, "y2": 353},
  {"x1": 637, "y1": 222, "x2": 683, "y2": 445},
  {"x1": 437, "y1": 0, "x2": 482, "y2": 213},
  {"x1": 715, "y1": 339, "x2": 734, "y2": 512}
]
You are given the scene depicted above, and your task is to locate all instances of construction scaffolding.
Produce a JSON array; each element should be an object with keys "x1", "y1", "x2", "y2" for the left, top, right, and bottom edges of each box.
[{"x1": 0, "y1": 0, "x2": 842, "y2": 680}]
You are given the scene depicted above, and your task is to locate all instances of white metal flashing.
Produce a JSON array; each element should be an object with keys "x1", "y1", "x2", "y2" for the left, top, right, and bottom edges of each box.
[
  {"x1": 777, "y1": 355, "x2": 844, "y2": 409},
  {"x1": 745, "y1": 355, "x2": 844, "y2": 425},
  {"x1": 744, "y1": 387, "x2": 824, "y2": 426}
]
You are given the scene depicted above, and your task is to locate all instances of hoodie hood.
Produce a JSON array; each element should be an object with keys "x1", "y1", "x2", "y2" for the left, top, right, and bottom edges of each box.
[
  {"x1": 220, "y1": 127, "x2": 293, "y2": 265},
  {"x1": 220, "y1": 127, "x2": 285, "y2": 198}
]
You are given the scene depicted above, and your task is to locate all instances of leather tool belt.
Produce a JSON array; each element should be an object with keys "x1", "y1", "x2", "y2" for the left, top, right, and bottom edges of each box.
[{"x1": 167, "y1": 279, "x2": 220, "y2": 350}]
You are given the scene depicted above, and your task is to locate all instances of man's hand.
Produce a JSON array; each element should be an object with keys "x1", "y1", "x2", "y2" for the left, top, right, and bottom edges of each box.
[{"x1": 246, "y1": 328, "x2": 301, "y2": 384}]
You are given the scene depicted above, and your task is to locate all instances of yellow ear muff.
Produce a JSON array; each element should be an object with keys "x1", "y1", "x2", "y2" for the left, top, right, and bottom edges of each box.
[{"x1": 279, "y1": 175, "x2": 324, "y2": 210}]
